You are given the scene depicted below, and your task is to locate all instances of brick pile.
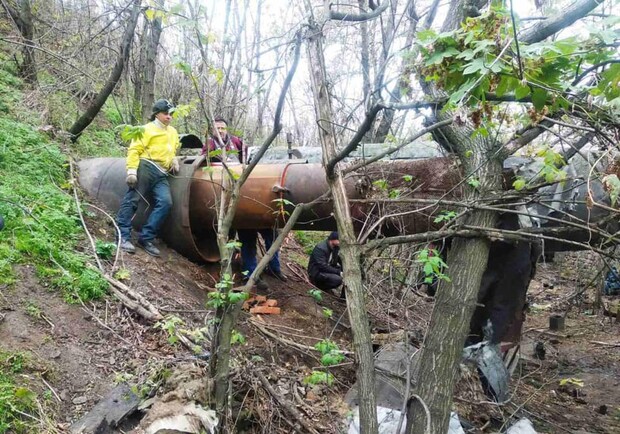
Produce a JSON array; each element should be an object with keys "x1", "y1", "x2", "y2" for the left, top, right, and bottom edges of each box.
[{"x1": 243, "y1": 294, "x2": 281, "y2": 315}]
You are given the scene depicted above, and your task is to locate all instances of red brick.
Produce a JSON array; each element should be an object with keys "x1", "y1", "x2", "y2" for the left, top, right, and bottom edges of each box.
[
  {"x1": 255, "y1": 295, "x2": 267, "y2": 303},
  {"x1": 250, "y1": 306, "x2": 281, "y2": 315},
  {"x1": 265, "y1": 299, "x2": 278, "y2": 307}
]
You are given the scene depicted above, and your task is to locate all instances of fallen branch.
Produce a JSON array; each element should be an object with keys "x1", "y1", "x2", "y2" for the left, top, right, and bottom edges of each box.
[
  {"x1": 590, "y1": 340, "x2": 620, "y2": 347},
  {"x1": 250, "y1": 318, "x2": 353, "y2": 355},
  {"x1": 69, "y1": 159, "x2": 103, "y2": 272},
  {"x1": 103, "y1": 275, "x2": 163, "y2": 322},
  {"x1": 84, "y1": 203, "x2": 121, "y2": 273},
  {"x1": 256, "y1": 370, "x2": 321, "y2": 434}
]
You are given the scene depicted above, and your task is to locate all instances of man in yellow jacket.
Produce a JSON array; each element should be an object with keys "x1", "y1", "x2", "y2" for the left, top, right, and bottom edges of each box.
[{"x1": 116, "y1": 99, "x2": 181, "y2": 257}]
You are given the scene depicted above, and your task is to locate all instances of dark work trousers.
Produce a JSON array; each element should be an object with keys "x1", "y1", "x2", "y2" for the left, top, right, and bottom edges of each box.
[
  {"x1": 237, "y1": 228, "x2": 281, "y2": 277},
  {"x1": 468, "y1": 239, "x2": 538, "y2": 345},
  {"x1": 310, "y1": 272, "x2": 343, "y2": 291},
  {"x1": 116, "y1": 160, "x2": 172, "y2": 242}
]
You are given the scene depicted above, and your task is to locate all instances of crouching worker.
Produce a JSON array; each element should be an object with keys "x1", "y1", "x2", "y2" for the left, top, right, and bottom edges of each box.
[
  {"x1": 116, "y1": 99, "x2": 181, "y2": 257},
  {"x1": 308, "y1": 232, "x2": 343, "y2": 297}
]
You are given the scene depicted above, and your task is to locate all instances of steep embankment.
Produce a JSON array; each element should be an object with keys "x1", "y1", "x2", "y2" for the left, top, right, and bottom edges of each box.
[{"x1": 1, "y1": 53, "x2": 619, "y2": 434}]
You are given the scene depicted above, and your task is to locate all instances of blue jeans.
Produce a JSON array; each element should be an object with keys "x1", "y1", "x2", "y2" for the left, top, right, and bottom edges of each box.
[
  {"x1": 237, "y1": 228, "x2": 281, "y2": 277},
  {"x1": 116, "y1": 160, "x2": 172, "y2": 242}
]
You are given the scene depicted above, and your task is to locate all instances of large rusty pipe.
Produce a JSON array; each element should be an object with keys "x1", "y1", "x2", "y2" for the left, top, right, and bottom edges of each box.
[
  {"x1": 78, "y1": 155, "x2": 617, "y2": 262},
  {"x1": 78, "y1": 155, "x2": 461, "y2": 262}
]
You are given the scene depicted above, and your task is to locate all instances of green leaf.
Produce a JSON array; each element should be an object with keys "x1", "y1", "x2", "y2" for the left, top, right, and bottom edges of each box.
[
  {"x1": 603, "y1": 174, "x2": 620, "y2": 207},
  {"x1": 531, "y1": 88, "x2": 547, "y2": 111},
  {"x1": 402, "y1": 175, "x2": 413, "y2": 182},
  {"x1": 303, "y1": 371, "x2": 334, "y2": 386},
  {"x1": 388, "y1": 189, "x2": 401, "y2": 199},
  {"x1": 513, "y1": 178, "x2": 526, "y2": 191},
  {"x1": 307, "y1": 289, "x2": 323, "y2": 302},
  {"x1": 456, "y1": 49, "x2": 476, "y2": 61},
  {"x1": 467, "y1": 178, "x2": 480, "y2": 189},
  {"x1": 462, "y1": 58, "x2": 487, "y2": 75},
  {"x1": 174, "y1": 61, "x2": 192, "y2": 76},
  {"x1": 320, "y1": 352, "x2": 345, "y2": 366},
  {"x1": 514, "y1": 84, "x2": 531, "y2": 100},
  {"x1": 416, "y1": 29, "x2": 438, "y2": 43},
  {"x1": 272, "y1": 198, "x2": 295, "y2": 206},
  {"x1": 425, "y1": 47, "x2": 460, "y2": 65},
  {"x1": 231, "y1": 330, "x2": 246, "y2": 345},
  {"x1": 228, "y1": 291, "x2": 248, "y2": 304},
  {"x1": 373, "y1": 179, "x2": 388, "y2": 190}
]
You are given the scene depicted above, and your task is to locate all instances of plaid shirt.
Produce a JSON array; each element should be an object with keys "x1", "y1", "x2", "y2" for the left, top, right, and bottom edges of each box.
[{"x1": 201, "y1": 135, "x2": 244, "y2": 163}]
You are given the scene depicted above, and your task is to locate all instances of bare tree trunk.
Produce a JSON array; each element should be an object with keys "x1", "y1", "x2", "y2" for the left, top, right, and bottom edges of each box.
[
  {"x1": 2, "y1": 0, "x2": 38, "y2": 84},
  {"x1": 69, "y1": 0, "x2": 141, "y2": 140},
  {"x1": 358, "y1": 0, "x2": 371, "y2": 105},
  {"x1": 406, "y1": 1, "x2": 604, "y2": 432},
  {"x1": 141, "y1": 1, "x2": 163, "y2": 120},
  {"x1": 306, "y1": 11, "x2": 379, "y2": 434},
  {"x1": 132, "y1": 17, "x2": 148, "y2": 124},
  {"x1": 406, "y1": 127, "x2": 501, "y2": 434},
  {"x1": 207, "y1": 33, "x2": 302, "y2": 432}
]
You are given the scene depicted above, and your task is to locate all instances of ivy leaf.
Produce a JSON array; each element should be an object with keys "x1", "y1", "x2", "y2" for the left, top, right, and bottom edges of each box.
[
  {"x1": 424, "y1": 47, "x2": 460, "y2": 65},
  {"x1": 456, "y1": 49, "x2": 476, "y2": 61},
  {"x1": 531, "y1": 88, "x2": 548, "y2": 111},
  {"x1": 462, "y1": 58, "x2": 487, "y2": 75}
]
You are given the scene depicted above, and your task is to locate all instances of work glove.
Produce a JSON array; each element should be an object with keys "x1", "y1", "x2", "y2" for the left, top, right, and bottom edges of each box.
[
  {"x1": 171, "y1": 156, "x2": 180, "y2": 174},
  {"x1": 126, "y1": 170, "x2": 138, "y2": 188}
]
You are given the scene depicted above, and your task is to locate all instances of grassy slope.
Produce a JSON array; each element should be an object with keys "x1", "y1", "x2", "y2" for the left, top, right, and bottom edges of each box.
[{"x1": 0, "y1": 53, "x2": 126, "y2": 433}]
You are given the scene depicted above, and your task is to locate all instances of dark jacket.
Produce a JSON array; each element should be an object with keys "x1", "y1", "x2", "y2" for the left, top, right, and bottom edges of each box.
[
  {"x1": 201, "y1": 135, "x2": 244, "y2": 163},
  {"x1": 308, "y1": 240, "x2": 341, "y2": 280}
]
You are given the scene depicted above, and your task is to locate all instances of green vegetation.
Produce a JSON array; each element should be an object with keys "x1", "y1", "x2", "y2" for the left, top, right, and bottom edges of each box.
[
  {"x1": 307, "y1": 288, "x2": 323, "y2": 302},
  {"x1": 294, "y1": 230, "x2": 326, "y2": 256},
  {"x1": 303, "y1": 370, "x2": 335, "y2": 386},
  {"x1": 0, "y1": 351, "x2": 39, "y2": 433},
  {"x1": 0, "y1": 59, "x2": 108, "y2": 302},
  {"x1": 315, "y1": 339, "x2": 345, "y2": 366}
]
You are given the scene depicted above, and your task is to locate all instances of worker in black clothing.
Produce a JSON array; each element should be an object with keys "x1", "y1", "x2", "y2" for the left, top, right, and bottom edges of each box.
[{"x1": 308, "y1": 231, "x2": 343, "y2": 296}]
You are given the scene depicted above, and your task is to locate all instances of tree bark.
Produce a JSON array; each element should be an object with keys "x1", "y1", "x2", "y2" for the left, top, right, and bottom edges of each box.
[
  {"x1": 207, "y1": 32, "x2": 302, "y2": 432},
  {"x1": 406, "y1": 127, "x2": 501, "y2": 434},
  {"x1": 141, "y1": 1, "x2": 163, "y2": 122},
  {"x1": 306, "y1": 10, "x2": 379, "y2": 434},
  {"x1": 132, "y1": 17, "x2": 148, "y2": 124},
  {"x1": 68, "y1": 0, "x2": 141, "y2": 140},
  {"x1": 2, "y1": 0, "x2": 38, "y2": 84},
  {"x1": 406, "y1": 1, "x2": 604, "y2": 432}
]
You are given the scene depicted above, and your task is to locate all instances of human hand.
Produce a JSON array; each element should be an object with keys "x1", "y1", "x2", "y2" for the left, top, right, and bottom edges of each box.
[
  {"x1": 171, "y1": 157, "x2": 180, "y2": 174},
  {"x1": 126, "y1": 173, "x2": 138, "y2": 188}
]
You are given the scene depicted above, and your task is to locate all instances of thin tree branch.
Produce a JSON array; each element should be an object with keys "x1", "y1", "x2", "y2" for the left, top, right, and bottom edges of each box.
[
  {"x1": 572, "y1": 59, "x2": 620, "y2": 85},
  {"x1": 520, "y1": 0, "x2": 605, "y2": 44},
  {"x1": 343, "y1": 118, "x2": 453, "y2": 174},
  {"x1": 329, "y1": 0, "x2": 390, "y2": 22}
]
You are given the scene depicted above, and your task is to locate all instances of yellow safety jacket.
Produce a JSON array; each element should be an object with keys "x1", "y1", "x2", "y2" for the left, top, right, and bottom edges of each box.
[{"x1": 126, "y1": 121, "x2": 180, "y2": 173}]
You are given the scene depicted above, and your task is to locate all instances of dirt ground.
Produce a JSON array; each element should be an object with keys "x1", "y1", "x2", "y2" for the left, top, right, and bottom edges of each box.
[{"x1": 1, "y1": 223, "x2": 619, "y2": 433}]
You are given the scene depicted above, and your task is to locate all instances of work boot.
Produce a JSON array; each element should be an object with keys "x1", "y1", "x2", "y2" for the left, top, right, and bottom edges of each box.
[
  {"x1": 255, "y1": 277, "x2": 269, "y2": 291},
  {"x1": 265, "y1": 268, "x2": 288, "y2": 282},
  {"x1": 120, "y1": 239, "x2": 136, "y2": 254},
  {"x1": 138, "y1": 239, "x2": 161, "y2": 257}
]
